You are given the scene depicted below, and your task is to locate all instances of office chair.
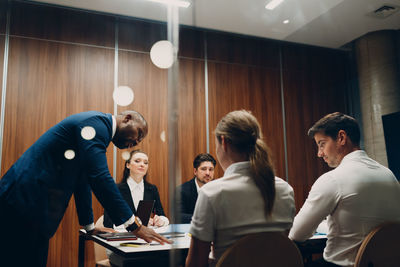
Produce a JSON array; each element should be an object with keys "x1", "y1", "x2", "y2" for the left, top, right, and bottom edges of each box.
[
  {"x1": 354, "y1": 222, "x2": 400, "y2": 267},
  {"x1": 94, "y1": 215, "x2": 111, "y2": 267},
  {"x1": 216, "y1": 231, "x2": 304, "y2": 267}
]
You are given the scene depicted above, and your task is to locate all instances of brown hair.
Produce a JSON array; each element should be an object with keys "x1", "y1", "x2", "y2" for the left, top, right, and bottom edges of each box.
[
  {"x1": 215, "y1": 110, "x2": 275, "y2": 216},
  {"x1": 121, "y1": 149, "x2": 148, "y2": 184},
  {"x1": 308, "y1": 112, "x2": 360, "y2": 146}
]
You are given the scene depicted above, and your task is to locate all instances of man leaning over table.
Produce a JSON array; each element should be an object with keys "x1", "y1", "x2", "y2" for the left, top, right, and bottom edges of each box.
[
  {"x1": 289, "y1": 112, "x2": 400, "y2": 267},
  {"x1": 0, "y1": 110, "x2": 170, "y2": 267}
]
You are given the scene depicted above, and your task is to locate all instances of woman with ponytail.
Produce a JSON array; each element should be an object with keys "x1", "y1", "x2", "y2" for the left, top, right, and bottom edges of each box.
[{"x1": 186, "y1": 110, "x2": 295, "y2": 267}]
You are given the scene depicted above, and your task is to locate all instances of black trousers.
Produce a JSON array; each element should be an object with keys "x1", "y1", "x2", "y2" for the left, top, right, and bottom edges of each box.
[{"x1": 0, "y1": 200, "x2": 49, "y2": 267}]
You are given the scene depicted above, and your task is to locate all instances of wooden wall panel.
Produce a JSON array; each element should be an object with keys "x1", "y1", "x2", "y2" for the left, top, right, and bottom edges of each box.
[
  {"x1": 10, "y1": 0, "x2": 115, "y2": 47},
  {"x1": 3, "y1": 37, "x2": 114, "y2": 267},
  {"x1": 282, "y1": 44, "x2": 349, "y2": 210},
  {"x1": 177, "y1": 58, "x2": 207, "y2": 183},
  {"x1": 0, "y1": 0, "x2": 6, "y2": 34},
  {"x1": 179, "y1": 27, "x2": 205, "y2": 59},
  {"x1": 117, "y1": 50, "x2": 169, "y2": 214},
  {"x1": 0, "y1": 35, "x2": 4, "y2": 114},
  {"x1": 208, "y1": 61, "x2": 285, "y2": 179},
  {"x1": 118, "y1": 18, "x2": 204, "y2": 59},
  {"x1": 119, "y1": 17, "x2": 167, "y2": 52},
  {"x1": 207, "y1": 31, "x2": 280, "y2": 68}
]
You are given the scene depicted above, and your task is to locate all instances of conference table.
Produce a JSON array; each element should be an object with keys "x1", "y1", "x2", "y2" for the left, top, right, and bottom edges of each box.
[
  {"x1": 78, "y1": 224, "x2": 326, "y2": 267},
  {"x1": 78, "y1": 224, "x2": 191, "y2": 267}
]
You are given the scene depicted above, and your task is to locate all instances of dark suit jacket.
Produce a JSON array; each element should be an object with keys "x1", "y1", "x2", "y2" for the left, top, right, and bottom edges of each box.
[
  {"x1": 103, "y1": 181, "x2": 166, "y2": 228},
  {"x1": 176, "y1": 178, "x2": 198, "y2": 223},
  {"x1": 0, "y1": 111, "x2": 133, "y2": 238}
]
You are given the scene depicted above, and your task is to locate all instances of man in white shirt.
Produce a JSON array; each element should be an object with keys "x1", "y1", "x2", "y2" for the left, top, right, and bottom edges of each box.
[{"x1": 289, "y1": 112, "x2": 400, "y2": 267}]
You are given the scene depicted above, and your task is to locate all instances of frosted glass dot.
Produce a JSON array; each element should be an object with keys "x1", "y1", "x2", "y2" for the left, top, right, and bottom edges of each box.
[
  {"x1": 122, "y1": 151, "x2": 131, "y2": 161},
  {"x1": 113, "y1": 86, "x2": 134, "y2": 106},
  {"x1": 150, "y1": 40, "x2": 174, "y2": 69},
  {"x1": 64, "y1": 150, "x2": 75, "y2": 160},
  {"x1": 81, "y1": 126, "x2": 96, "y2": 140},
  {"x1": 160, "y1": 130, "x2": 166, "y2": 142}
]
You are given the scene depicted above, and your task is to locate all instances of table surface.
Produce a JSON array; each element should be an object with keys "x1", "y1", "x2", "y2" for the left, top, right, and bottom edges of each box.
[{"x1": 79, "y1": 224, "x2": 327, "y2": 266}]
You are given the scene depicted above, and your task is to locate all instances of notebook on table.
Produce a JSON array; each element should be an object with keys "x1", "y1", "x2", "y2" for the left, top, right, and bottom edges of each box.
[{"x1": 96, "y1": 231, "x2": 137, "y2": 241}]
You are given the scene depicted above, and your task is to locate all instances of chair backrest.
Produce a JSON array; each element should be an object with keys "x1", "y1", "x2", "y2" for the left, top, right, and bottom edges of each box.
[
  {"x1": 216, "y1": 231, "x2": 304, "y2": 267},
  {"x1": 94, "y1": 215, "x2": 109, "y2": 266},
  {"x1": 354, "y1": 222, "x2": 400, "y2": 267}
]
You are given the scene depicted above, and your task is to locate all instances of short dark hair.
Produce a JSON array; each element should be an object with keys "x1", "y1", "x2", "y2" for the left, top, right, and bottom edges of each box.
[
  {"x1": 193, "y1": 153, "x2": 216, "y2": 169},
  {"x1": 308, "y1": 112, "x2": 360, "y2": 146}
]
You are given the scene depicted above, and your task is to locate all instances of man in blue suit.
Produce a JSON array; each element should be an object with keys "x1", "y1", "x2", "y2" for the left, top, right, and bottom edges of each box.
[{"x1": 0, "y1": 110, "x2": 169, "y2": 266}]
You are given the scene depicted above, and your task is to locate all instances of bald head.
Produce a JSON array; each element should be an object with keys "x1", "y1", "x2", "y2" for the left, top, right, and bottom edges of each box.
[{"x1": 112, "y1": 111, "x2": 148, "y2": 149}]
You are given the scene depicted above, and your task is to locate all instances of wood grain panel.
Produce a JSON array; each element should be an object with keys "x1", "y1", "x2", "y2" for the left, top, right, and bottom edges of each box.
[
  {"x1": 0, "y1": 35, "x2": 4, "y2": 116},
  {"x1": 177, "y1": 58, "x2": 207, "y2": 183},
  {"x1": 0, "y1": 0, "x2": 6, "y2": 34},
  {"x1": 179, "y1": 27, "x2": 205, "y2": 59},
  {"x1": 206, "y1": 31, "x2": 280, "y2": 68},
  {"x1": 208, "y1": 61, "x2": 285, "y2": 180},
  {"x1": 119, "y1": 17, "x2": 167, "y2": 52},
  {"x1": 117, "y1": 50, "x2": 169, "y2": 215},
  {"x1": 119, "y1": 17, "x2": 205, "y2": 58},
  {"x1": 282, "y1": 44, "x2": 349, "y2": 210},
  {"x1": 117, "y1": 52, "x2": 207, "y2": 218},
  {"x1": 3, "y1": 36, "x2": 114, "y2": 267},
  {"x1": 10, "y1": 1, "x2": 115, "y2": 47}
]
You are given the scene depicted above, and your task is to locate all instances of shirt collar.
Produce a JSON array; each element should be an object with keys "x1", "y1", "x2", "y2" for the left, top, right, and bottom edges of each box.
[
  {"x1": 194, "y1": 178, "x2": 201, "y2": 193},
  {"x1": 223, "y1": 161, "x2": 251, "y2": 177},
  {"x1": 339, "y1": 149, "x2": 365, "y2": 165},
  {"x1": 112, "y1": 115, "x2": 116, "y2": 139},
  {"x1": 127, "y1": 177, "x2": 144, "y2": 192}
]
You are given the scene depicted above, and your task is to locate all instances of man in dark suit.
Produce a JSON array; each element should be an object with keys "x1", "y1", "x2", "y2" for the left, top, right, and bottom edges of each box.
[
  {"x1": 176, "y1": 153, "x2": 216, "y2": 223},
  {"x1": 0, "y1": 111, "x2": 169, "y2": 266}
]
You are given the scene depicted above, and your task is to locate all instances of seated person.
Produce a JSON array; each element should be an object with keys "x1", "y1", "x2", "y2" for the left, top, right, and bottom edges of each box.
[
  {"x1": 176, "y1": 153, "x2": 216, "y2": 223},
  {"x1": 289, "y1": 112, "x2": 400, "y2": 267},
  {"x1": 185, "y1": 110, "x2": 295, "y2": 267},
  {"x1": 104, "y1": 149, "x2": 169, "y2": 229}
]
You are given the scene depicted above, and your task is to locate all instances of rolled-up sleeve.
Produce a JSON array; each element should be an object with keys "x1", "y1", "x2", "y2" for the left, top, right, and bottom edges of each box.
[{"x1": 289, "y1": 174, "x2": 340, "y2": 241}]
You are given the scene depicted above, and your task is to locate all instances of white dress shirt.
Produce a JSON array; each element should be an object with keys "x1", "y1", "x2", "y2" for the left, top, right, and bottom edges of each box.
[
  {"x1": 127, "y1": 177, "x2": 145, "y2": 210},
  {"x1": 194, "y1": 177, "x2": 201, "y2": 193},
  {"x1": 289, "y1": 150, "x2": 400, "y2": 266},
  {"x1": 190, "y1": 161, "x2": 296, "y2": 266}
]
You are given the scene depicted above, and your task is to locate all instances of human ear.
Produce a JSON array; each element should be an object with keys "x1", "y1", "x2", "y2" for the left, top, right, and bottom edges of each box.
[
  {"x1": 337, "y1": 130, "x2": 346, "y2": 144},
  {"x1": 123, "y1": 114, "x2": 132, "y2": 123},
  {"x1": 221, "y1": 136, "x2": 228, "y2": 152}
]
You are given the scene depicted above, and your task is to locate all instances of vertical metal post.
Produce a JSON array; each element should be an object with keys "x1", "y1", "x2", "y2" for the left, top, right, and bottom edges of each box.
[
  {"x1": 0, "y1": 1, "x2": 11, "y2": 171},
  {"x1": 279, "y1": 47, "x2": 289, "y2": 182},
  {"x1": 167, "y1": 4, "x2": 181, "y2": 267},
  {"x1": 113, "y1": 19, "x2": 119, "y2": 181}
]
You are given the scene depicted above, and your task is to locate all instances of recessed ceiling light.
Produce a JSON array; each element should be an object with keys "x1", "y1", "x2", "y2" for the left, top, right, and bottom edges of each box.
[
  {"x1": 283, "y1": 19, "x2": 290, "y2": 24},
  {"x1": 265, "y1": 0, "x2": 284, "y2": 10},
  {"x1": 147, "y1": 0, "x2": 191, "y2": 8}
]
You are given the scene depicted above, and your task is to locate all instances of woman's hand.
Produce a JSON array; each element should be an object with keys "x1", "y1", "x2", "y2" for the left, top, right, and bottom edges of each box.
[{"x1": 148, "y1": 215, "x2": 169, "y2": 227}]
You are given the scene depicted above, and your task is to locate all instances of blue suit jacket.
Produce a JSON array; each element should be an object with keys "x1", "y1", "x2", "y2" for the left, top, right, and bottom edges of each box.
[
  {"x1": 0, "y1": 111, "x2": 133, "y2": 238},
  {"x1": 103, "y1": 181, "x2": 166, "y2": 228}
]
